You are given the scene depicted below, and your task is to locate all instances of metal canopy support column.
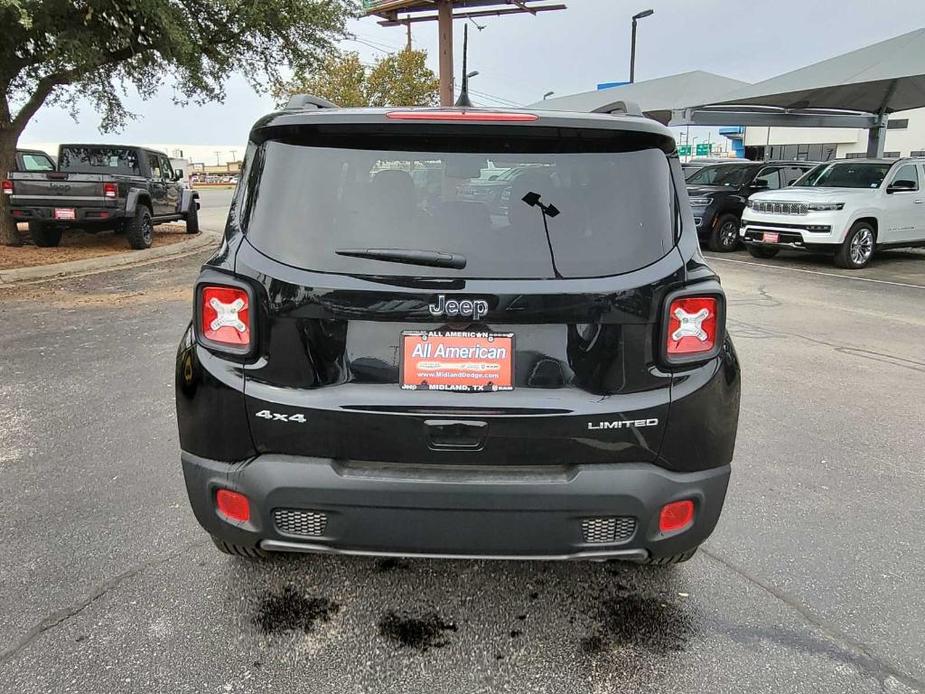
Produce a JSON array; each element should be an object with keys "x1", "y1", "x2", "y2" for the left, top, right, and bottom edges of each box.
[
  {"x1": 866, "y1": 115, "x2": 888, "y2": 157},
  {"x1": 437, "y1": 0, "x2": 454, "y2": 106}
]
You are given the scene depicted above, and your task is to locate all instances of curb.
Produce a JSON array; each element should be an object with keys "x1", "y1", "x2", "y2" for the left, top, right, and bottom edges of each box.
[{"x1": 0, "y1": 229, "x2": 222, "y2": 285}]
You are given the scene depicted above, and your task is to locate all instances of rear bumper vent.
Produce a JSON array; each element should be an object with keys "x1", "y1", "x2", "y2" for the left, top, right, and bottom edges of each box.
[
  {"x1": 581, "y1": 517, "x2": 636, "y2": 544},
  {"x1": 273, "y1": 509, "x2": 327, "y2": 538}
]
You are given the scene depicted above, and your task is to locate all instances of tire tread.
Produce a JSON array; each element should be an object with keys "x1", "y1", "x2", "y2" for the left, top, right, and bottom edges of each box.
[{"x1": 210, "y1": 535, "x2": 267, "y2": 559}]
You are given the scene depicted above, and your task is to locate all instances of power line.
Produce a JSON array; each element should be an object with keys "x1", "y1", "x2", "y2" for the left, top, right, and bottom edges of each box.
[
  {"x1": 351, "y1": 32, "x2": 405, "y2": 52},
  {"x1": 461, "y1": 87, "x2": 522, "y2": 107},
  {"x1": 345, "y1": 37, "x2": 392, "y2": 54}
]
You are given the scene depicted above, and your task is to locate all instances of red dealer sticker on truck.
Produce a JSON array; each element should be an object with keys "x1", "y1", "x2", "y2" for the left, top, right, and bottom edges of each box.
[{"x1": 400, "y1": 331, "x2": 514, "y2": 392}]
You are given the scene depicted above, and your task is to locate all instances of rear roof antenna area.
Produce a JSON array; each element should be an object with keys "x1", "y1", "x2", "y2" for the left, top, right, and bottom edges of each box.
[
  {"x1": 284, "y1": 94, "x2": 338, "y2": 111},
  {"x1": 454, "y1": 23, "x2": 478, "y2": 108}
]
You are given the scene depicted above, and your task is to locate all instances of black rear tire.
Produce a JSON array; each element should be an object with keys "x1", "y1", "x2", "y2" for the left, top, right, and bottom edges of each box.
[
  {"x1": 643, "y1": 548, "x2": 698, "y2": 565},
  {"x1": 125, "y1": 205, "x2": 153, "y2": 250},
  {"x1": 29, "y1": 222, "x2": 62, "y2": 247},
  {"x1": 746, "y1": 245, "x2": 780, "y2": 259},
  {"x1": 210, "y1": 535, "x2": 268, "y2": 559},
  {"x1": 834, "y1": 221, "x2": 876, "y2": 269},
  {"x1": 185, "y1": 198, "x2": 200, "y2": 234},
  {"x1": 707, "y1": 213, "x2": 741, "y2": 252}
]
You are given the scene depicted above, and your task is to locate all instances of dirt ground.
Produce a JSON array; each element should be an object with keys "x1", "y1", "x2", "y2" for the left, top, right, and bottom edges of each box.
[{"x1": 0, "y1": 223, "x2": 194, "y2": 270}]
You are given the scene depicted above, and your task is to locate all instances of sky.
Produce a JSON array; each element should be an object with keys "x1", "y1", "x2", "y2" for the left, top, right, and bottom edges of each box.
[{"x1": 18, "y1": 0, "x2": 925, "y2": 161}]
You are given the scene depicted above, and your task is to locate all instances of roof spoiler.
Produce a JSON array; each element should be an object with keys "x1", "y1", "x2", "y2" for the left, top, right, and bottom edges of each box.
[
  {"x1": 284, "y1": 94, "x2": 338, "y2": 111},
  {"x1": 605, "y1": 100, "x2": 644, "y2": 117}
]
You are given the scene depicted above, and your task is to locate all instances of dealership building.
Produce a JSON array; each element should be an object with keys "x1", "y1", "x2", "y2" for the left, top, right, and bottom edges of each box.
[{"x1": 725, "y1": 107, "x2": 925, "y2": 161}]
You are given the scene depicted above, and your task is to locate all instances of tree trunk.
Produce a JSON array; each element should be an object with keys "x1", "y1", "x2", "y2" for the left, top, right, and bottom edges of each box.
[{"x1": 0, "y1": 129, "x2": 20, "y2": 246}]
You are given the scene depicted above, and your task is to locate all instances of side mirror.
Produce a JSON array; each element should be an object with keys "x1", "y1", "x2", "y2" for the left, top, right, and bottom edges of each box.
[
  {"x1": 174, "y1": 169, "x2": 184, "y2": 181},
  {"x1": 750, "y1": 179, "x2": 769, "y2": 190},
  {"x1": 887, "y1": 180, "x2": 916, "y2": 193}
]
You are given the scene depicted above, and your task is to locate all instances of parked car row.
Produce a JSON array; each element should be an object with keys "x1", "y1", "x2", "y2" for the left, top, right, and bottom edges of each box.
[
  {"x1": 3, "y1": 144, "x2": 199, "y2": 249},
  {"x1": 686, "y1": 157, "x2": 925, "y2": 268}
]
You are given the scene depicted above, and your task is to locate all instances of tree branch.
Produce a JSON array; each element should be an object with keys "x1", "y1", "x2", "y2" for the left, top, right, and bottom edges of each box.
[{"x1": 10, "y1": 45, "x2": 148, "y2": 134}]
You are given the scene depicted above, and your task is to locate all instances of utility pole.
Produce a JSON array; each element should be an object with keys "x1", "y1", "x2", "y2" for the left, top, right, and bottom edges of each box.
[
  {"x1": 437, "y1": 0, "x2": 453, "y2": 106},
  {"x1": 230, "y1": 150, "x2": 238, "y2": 162},
  {"x1": 363, "y1": 2, "x2": 566, "y2": 108}
]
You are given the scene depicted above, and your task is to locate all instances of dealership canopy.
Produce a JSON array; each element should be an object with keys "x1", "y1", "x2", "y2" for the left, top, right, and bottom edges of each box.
[
  {"x1": 535, "y1": 28, "x2": 925, "y2": 156},
  {"x1": 704, "y1": 28, "x2": 925, "y2": 114},
  {"x1": 528, "y1": 71, "x2": 749, "y2": 124}
]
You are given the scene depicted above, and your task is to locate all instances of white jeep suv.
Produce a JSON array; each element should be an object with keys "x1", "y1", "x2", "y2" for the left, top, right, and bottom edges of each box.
[{"x1": 740, "y1": 158, "x2": 925, "y2": 268}]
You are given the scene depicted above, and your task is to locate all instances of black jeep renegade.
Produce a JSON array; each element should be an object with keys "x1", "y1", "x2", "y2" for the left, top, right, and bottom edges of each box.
[{"x1": 175, "y1": 100, "x2": 740, "y2": 564}]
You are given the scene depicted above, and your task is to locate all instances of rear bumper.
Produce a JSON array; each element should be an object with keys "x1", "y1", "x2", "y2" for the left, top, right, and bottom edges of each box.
[
  {"x1": 182, "y1": 452, "x2": 731, "y2": 561},
  {"x1": 10, "y1": 205, "x2": 125, "y2": 225}
]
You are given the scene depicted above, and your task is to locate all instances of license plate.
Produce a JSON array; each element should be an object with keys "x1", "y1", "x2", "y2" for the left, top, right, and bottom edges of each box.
[
  {"x1": 401, "y1": 331, "x2": 514, "y2": 392},
  {"x1": 53, "y1": 208, "x2": 76, "y2": 220},
  {"x1": 762, "y1": 232, "x2": 779, "y2": 243}
]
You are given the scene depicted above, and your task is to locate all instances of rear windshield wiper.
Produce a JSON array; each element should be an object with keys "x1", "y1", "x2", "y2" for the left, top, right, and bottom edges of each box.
[{"x1": 335, "y1": 248, "x2": 466, "y2": 270}]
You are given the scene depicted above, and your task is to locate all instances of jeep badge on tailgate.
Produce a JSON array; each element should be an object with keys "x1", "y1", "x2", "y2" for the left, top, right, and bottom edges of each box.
[{"x1": 428, "y1": 295, "x2": 488, "y2": 321}]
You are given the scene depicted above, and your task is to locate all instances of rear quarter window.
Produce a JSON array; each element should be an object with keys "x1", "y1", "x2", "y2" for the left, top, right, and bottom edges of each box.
[{"x1": 241, "y1": 136, "x2": 677, "y2": 279}]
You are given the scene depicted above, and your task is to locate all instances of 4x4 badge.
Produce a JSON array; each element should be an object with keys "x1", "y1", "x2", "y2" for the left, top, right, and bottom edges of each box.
[{"x1": 429, "y1": 295, "x2": 488, "y2": 321}]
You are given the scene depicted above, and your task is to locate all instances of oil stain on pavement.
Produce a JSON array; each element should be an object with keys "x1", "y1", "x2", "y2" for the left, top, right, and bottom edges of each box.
[
  {"x1": 379, "y1": 610, "x2": 458, "y2": 651},
  {"x1": 581, "y1": 590, "x2": 695, "y2": 656},
  {"x1": 252, "y1": 585, "x2": 339, "y2": 634}
]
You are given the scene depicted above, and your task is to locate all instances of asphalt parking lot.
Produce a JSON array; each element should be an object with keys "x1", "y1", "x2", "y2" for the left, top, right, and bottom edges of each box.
[{"x1": 0, "y1": 189, "x2": 923, "y2": 693}]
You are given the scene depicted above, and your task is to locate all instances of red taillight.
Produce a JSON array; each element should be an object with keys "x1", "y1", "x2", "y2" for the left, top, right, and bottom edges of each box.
[
  {"x1": 1, "y1": 179, "x2": 12, "y2": 195},
  {"x1": 659, "y1": 500, "x2": 695, "y2": 533},
  {"x1": 386, "y1": 110, "x2": 538, "y2": 122},
  {"x1": 216, "y1": 489, "x2": 250, "y2": 523},
  {"x1": 666, "y1": 296, "x2": 718, "y2": 357},
  {"x1": 103, "y1": 182, "x2": 117, "y2": 198},
  {"x1": 200, "y1": 285, "x2": 251, "y2": 350}
]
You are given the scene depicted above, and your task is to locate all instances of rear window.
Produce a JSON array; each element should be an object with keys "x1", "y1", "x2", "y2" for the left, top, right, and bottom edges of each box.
[
  {"x1": 241, "y1": 139, "x2": 676, "y2": 278},
  {"x1": 58, "y1": 146, "x2": 140, "y2": 176}
]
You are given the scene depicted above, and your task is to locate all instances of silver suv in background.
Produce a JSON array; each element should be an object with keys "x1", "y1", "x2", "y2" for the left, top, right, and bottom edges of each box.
[{"x1": 740, "y1": 158, "x2": 925, "y2": 268}]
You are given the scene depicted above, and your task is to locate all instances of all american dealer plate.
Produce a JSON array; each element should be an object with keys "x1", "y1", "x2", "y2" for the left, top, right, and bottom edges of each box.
[{"x1": 400, "y1": 331, "x2": 514, "y2": 392}]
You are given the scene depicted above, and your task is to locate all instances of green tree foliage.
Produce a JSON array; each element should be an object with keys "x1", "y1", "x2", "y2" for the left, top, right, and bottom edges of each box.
[
  {"x1": 0, "y1": 0, "x2": 357, "y2": 245},
  {"x1": 274, "y1": 51, "x2": 368, "y2": 108},
  {"x1": 277, "y1": 48, "x2": 438, "y2": 109},
  {"x1": 366, "y1": 49, "x2": 439, "y2": 108}
]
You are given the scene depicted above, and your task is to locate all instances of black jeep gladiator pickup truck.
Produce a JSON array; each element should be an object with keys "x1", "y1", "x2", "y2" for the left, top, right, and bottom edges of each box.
[{"x1": 5, "y1": 144, "x2": 199, "y2": 249}]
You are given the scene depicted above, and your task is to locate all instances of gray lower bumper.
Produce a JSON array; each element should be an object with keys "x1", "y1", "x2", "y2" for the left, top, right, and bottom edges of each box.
[{"x1": 182, "y1": 453, "x2": 731, "y2": 561}]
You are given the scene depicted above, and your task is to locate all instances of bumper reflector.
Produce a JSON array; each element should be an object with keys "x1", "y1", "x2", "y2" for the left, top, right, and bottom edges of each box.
[
  {"x1": 659, "y1": 500, "x2": 695, "y2": 533},
  {"x1": 216, "y1": 489, "x2": 250, "y2": 523}
]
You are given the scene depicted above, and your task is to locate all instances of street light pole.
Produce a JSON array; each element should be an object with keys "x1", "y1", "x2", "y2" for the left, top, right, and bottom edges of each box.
[{"x1": 629, "y1": 9, "x2": 654, "y2": 84}]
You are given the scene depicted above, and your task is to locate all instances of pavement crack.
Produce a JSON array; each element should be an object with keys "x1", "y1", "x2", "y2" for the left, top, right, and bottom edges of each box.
[
  {"x1": 701, "y1": 547, "x2": 925, "y2": 693},
  {"x1": 0, "y1": 539, "x2": 207, "y2": 666}
]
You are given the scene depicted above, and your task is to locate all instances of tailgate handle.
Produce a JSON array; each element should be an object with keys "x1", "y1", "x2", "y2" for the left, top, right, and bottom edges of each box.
[{"x1": 424, "y1": 419, "x2": 487, "y2": 451}]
